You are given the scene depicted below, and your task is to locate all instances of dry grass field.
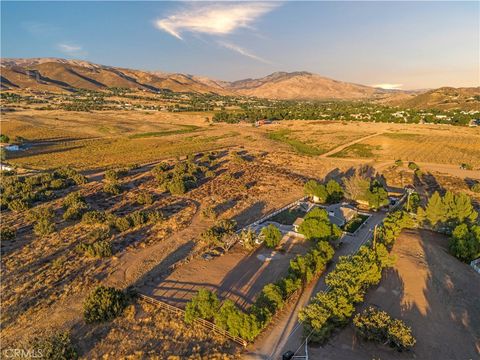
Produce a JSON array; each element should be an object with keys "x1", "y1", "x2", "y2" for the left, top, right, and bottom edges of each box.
[
  {"x1": 1, "y1": 108, "x2": 480, "y2": 358},
  {"x1": 3, "y1": 110, "x2": 479, "y2": 173},
  {"x1": 308, "y1": 229, "x2": 480, "y2": 360}
]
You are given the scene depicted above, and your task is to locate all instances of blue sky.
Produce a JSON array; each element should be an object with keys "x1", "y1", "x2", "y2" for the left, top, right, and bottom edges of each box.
[{"x1": 1, "y1": 1, "x2": 478, "y2": 89}]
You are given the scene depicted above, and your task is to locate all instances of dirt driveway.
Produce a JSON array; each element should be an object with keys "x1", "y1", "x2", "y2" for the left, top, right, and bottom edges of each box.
[{"x1": 141, "y1": 235, "x2": 310, "y2": 310}]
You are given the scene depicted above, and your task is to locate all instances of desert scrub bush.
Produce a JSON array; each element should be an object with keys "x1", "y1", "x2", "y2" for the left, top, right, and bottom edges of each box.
[
  {"x1": 103, "y1": 181, "x2": 122, "y2": 195},
  {"x1": 167, "y1": 177, "x2": 187, "y2": 195},
  {"x1": 82, "y1": 210, "x2": 106, "y2": 224},
  {"x1": 201, "y1": 205, "x2": 217, "y2": 220},
  {"x1": 7, "y1": 198, "x2": 30, "y2": 212},
  {"x1": 62, "y1": 191, "x2": 85, "y2": 208},
  {"x1": 34, "y1": 219, "x2": 56, "y2": 237},
  {"x1": 394, "y1": 159, "x2": 403, "y2": 166},
  {"x1": 83, "y1": 286, "x2": 126, "y2": 323},
  {"x1": 63, "y1": 202, "x2": 88, "y2": 221},
  {"x1": 152, "y1": 162, "x2": 170, "y2": 174},
  {"x1": 1, "y1": 226, "x2": 16, "y2": 241},
  {"x1": 76, "y1": 240, "x2": 112, "y2": 258},
  {"x1": 49, "y1": 178, "x2": 67, "y2": 190},
  {"x1": 408, "y1": 162, "x2": 419, "y2": 171},
  {"x1": 261, "y1": 224, "x2": 282, "y2": 248},
  {"x1": 88, "y1": 225, "x2": 111, "y2": 242},
  {"x1": 128, "y1": 210, "x2": 147, "y2": 227},
  {"x1": 146, "y1": 209, "x2": 164, "y2": 223},
  {"x1": 471, "y1": 183, "x2": 480, "y2": 193},
  {"x1": 136, "y1": 191, "x2": 153, "y2": 205},
  {"x1": 29, "y1": 331, "x2": 78, "y2": 360},
  {"x1": 353, "y1": 307, "x2": 416, "y2": 351},
  {"x1": 113, "y1": 216, "x2": 132, "y2": 232},
  {"x1": 28, "y1": 205, "x2": 55, "y2": 222}
]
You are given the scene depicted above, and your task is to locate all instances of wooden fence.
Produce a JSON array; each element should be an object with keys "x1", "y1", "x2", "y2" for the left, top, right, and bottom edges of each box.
[{"x1": 137, "y1": 293, "x2": 248, "y2": 347}]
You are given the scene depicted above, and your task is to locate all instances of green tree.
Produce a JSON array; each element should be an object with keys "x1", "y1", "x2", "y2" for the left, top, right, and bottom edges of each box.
[
  {"x1": 304, "y1": 180, "x2": 328, "y2": 203},
  {"x1": 449, "y1": 224, "x2": 480, "y2": 262},
  {"x1": 425, "y1": 191, "x2": 446, "y2": 227},
  {"x1": 261, "y1": 224, "x2": 282, "y2": 248},
  {"x1": 366, "y1": 181, "x2": 389, "y2": 210},
  {"x1": 326, "y1": 179, "x2": 344, "y2": 203},
  {"x1": 185, "y1": 289, "x2": 220, "y2": 323}
]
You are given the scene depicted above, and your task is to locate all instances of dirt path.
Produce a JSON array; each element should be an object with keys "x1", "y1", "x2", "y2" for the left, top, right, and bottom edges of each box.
[
  {"x1": 103, "y1": 198, "x2": 209, "y2": 289},
  {"x1": 320, "y1": 132, "x2": 384, "y2": 158}
]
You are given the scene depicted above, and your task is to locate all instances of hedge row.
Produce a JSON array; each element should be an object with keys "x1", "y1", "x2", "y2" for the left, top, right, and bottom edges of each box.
[{"x1": 184, "y1": 240, "x2": 335, "y2": 341}]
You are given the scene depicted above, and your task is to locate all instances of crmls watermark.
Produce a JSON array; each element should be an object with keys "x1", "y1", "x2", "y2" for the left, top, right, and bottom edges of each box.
[{"x1": 2, "y1": 348, "x2": 44, "y2": 358}]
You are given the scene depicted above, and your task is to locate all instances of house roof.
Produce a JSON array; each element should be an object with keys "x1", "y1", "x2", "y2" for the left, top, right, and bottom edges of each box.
[{"x1": 293, "y1": 217, "x2": 304, "y2": 226}]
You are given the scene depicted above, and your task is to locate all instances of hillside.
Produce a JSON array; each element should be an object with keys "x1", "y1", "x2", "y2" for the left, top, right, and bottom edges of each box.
[
  {"x1": 390, "y1": 87, "x2": 480, "y2": 110},
  {"x1": 0, "y1": 58, "x2": 233, "y2": 95},
  {"x1": 2, "y1": 58, "x2": 387, "y2": 99},
  {"x1": 227, "y1": 71, "x2": 387, "y2": 100}
]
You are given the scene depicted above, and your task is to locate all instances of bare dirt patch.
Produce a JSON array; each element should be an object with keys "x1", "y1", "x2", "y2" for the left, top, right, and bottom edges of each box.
[
  {"x1": 308, "y1": 229, "x2": 480, "y2": 360},
  {"x1": 142, "y1": 234, "x2": 310, "y2": 310}
]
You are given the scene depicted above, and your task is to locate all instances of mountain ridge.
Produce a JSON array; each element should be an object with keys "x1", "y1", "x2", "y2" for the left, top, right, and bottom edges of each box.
[{"x1": 1, "y1": 58, "x2": 478, "y2": 106}]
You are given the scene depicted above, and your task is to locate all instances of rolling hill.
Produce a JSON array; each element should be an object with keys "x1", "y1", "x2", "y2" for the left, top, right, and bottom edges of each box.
[
  {"x1": 1, "y1": 58, "x2": 478, "y2": 106},
  {"x1": 1, "y1": 58, "x2": 387, "y2": 99}
]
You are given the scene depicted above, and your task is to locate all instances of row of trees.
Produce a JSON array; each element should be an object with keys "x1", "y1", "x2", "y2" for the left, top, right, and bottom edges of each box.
[
  {"x1": 299, "y1": 244, "x2": 394, "y2": 342},
  {"x1": 418, "y1": 191, "x2": 478, "y2": 230},
  {"x1": 184, "y1": 240, "x2": 335, "y2": 341},
  {"x1": 304, "y1": 179, "x2": 344, "y2": 204},
  {"x1": 416, "y1": 191, "x2": 479, "y2": 262},
  {"x1": 353, "y1": 307, "x2": 416, "y2": 351},
  {"x1": 212, "y1": 100, "x2": 479, "y2": 126}
]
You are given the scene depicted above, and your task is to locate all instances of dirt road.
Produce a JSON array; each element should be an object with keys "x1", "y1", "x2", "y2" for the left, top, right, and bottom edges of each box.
[
  {"x1": 243, "y1": 211, "x2": 387, "y2": 360},
  {"x1": 320, "y1": 132, "x2": 384, "y2": 158}
]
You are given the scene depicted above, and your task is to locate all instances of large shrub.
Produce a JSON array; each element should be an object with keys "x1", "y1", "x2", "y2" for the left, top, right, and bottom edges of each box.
[
  {"x1": 185, "y1": 289, "x2": 220, "y2": 323},
  {"x1": 353, "y1": 307, "x2": 416, "y2": 351},
  {"x1": 83, "y1": 286, "x2": 126, "y2": 323},
  {"x1": 77, "y1": 240, "x2": 112, "y2": 258},
  {"x1": 34, "y1": 219, "x2": 56, "y2": 237},
  {"x1": 261, "y1": 224, "x2": 282, "y2": 248},
  {"x1": 448, "y1": 224, "x2": 480, "y2": 262},
  {"x1": 30, "y1": 331, "x2": 78, "y2": 360},
  {"x1": 1, "y1": 226, "x2": 16, "y2": 241}
]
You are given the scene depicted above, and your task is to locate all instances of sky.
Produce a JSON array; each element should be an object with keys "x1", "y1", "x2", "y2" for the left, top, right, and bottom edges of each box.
[{"x1": 1, "y1": 1, "x2": 479, "y2": 90}]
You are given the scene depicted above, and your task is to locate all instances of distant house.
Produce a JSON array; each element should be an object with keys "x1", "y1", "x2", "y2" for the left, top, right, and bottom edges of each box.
[
  {"x1": 293, "y1": 218, "x2": 304, "y2": 233},
  {"x1": 326, "y1": 203, "x2": 358, "y2": 227},
  {"x1": 469, "y1": 119, "x2": 480, "y2": 127},
  {"x1": 255, "y1": 119, "x2": 272, "y2": 127},
  {"x1": 5, "y1": 144, "x2": 20, "y2": 151}
]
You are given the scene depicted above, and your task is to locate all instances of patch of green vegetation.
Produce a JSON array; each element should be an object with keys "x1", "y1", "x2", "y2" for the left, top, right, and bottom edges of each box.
[
  {"x1": 331, "y1": 143, "x2": 382, "y2": 158},
  {"x1": 267, "y1": 129, "x2": 325, "y2": 156},
  {"x1": 383, "y1": 133, "x2": 420, "y2": 140},
  {"x1": 129, "y1": 124, "x2": 201, "y2": 139},
  {"x1": 343, "y1": 214, "x2": 369, "y2": 233},
  {"x1": 270, "y1": 207, "x2": 307, "y2": 225}
]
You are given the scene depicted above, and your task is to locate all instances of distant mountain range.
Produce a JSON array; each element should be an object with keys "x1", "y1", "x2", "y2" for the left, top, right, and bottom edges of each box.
[{"x1": 1, "y1": 58, "x2": 478, "y2": 108}]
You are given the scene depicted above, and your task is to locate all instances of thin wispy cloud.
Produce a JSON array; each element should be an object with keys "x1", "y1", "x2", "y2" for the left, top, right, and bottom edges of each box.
[
  {"x1": 373, "y1": 83, "x2": 403, "y2": 90},
  {"x1": 155, "y1": 2, "x2": 278, "y2": 39},
  {"x1": 57, "y1": 43, "x2": 87, "y2": 57},
  {"x1": 217, "y1": 41, "x2": 273, "y2": 64}
]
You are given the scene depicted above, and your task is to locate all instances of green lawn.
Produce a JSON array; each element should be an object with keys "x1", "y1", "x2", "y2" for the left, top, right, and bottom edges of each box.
[{"x1": 343, "y1": 214, "x2": 369, "y2": 233}]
